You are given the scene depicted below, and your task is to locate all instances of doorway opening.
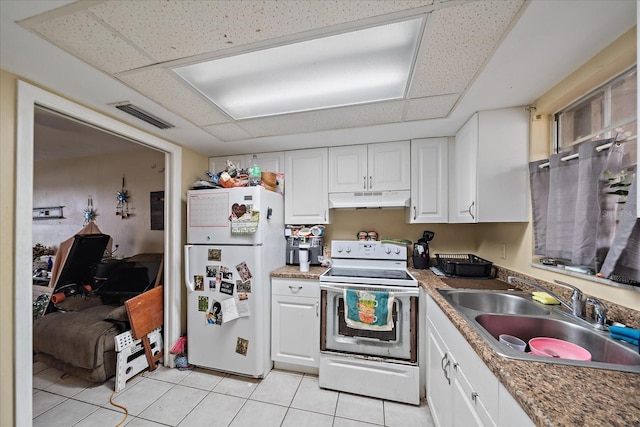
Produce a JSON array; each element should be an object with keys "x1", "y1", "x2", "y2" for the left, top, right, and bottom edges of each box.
[{"x1": 15, "y1": 81, "x2": 182, "y2": 425}]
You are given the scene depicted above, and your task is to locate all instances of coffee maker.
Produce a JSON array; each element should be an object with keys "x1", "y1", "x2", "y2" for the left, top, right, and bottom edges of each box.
[
  {"x1": 286, "y1": 236, "x2": 324, "y2": 266},
  {"x1": 412, "y1": 230, "x2": 435, "y2": 269}
]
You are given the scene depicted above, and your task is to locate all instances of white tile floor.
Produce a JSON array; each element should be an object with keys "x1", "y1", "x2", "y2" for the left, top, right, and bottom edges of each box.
[{"x1": 33, "y1": 361, "x2": 435, "y2": 427}]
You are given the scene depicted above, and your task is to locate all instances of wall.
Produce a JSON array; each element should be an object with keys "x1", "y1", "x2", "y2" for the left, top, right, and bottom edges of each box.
[
  {"x1": 33, "y1": 149, "x2": 165, "y2": 257},
  {"x1": 0, "y1": 69, "x2": 17, "y2": 427},
  {"x1": 324, "y1": 209, "x2": 478, "y2": 257},
  {"x1": 475, "y1": 27, "x2": 640, "y2": 310}
]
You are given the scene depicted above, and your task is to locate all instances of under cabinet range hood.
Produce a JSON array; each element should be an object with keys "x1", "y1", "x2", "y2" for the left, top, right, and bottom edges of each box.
[{"x1": 328, "y1": 190, "x2": 410, "y2": 209}]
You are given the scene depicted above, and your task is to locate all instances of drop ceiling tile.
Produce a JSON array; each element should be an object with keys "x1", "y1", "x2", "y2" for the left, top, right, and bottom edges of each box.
[
  {"x1": 408, "y1": 0, "x2": 523, "y2": 98},
  {"x1": 88, "y1": 1, "x2": 434, "y2": 63},
  {"x1": 203, "y1": 123, "x2": 252, "y2": 142},
  {"x1": 23, "y1": 10, "x2": 153, "y2": 74},
  {"x1": 118, "y1": 69, "x2": 231, "y2": 127},
  {"x1": 238, "y1": 101, "x2": 405, "y2": 138},
  {"x1": 404, "y1": 94, "x2": 459, "y2": 121}
]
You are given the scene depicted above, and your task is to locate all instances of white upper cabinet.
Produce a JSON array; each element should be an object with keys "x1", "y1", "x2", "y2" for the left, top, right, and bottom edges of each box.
[
  {"x1": 329, "y1": 141, "x2": 410, "y2": 192},
  {"x1": 209, "y1": 152, "x2": 284, "y2": 174},
  {"x1": 208, "y1": 155, "x2": 246, "y2": 174},
  {"x1": 408, "y1": 138, "x2": 448, "y2": 223},
  {"x1": 246, "y1": 152, "x2": 284, "y2": 173},
  {"x1": 285, "y1": 148, "x2": 330, "y2": 224},
  {"x1": 449, "y1": 108, "x2": 529, "y2": 223}
]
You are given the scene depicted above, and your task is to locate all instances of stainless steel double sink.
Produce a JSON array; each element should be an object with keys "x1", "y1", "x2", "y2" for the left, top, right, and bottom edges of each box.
[{"x1": 437, "y1": 289, "x2": 640, "y2": 373}]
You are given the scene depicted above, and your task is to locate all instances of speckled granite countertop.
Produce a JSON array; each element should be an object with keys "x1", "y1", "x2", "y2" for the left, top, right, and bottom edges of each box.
[{"x1": 271, "y1": 266, "x2": 640, "y2": 427}]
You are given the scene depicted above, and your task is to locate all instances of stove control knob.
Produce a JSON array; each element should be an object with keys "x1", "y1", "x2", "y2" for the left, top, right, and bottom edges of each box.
[
  {"x1": 385, "y1": 247, "x2": 391, "y2": 254},
  {"x1": 394, "y1": 247, "x2": 401, "y2": 254},
  {"x1": 345, "y1": 247, "x2": 351, "y2": 253},
  {"x1": 336, "y1": 246, "x2": 343, "y2": 253}
]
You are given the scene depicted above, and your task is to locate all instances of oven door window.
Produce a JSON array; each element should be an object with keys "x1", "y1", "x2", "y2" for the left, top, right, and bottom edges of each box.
[{"x1": 337, "y1": 298, "x2": 397, "y2": 341}]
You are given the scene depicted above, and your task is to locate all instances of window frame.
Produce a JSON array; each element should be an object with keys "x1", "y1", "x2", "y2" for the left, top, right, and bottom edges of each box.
[{"x1": 553, "y1": 66, "x2": 637, "y2": 153}]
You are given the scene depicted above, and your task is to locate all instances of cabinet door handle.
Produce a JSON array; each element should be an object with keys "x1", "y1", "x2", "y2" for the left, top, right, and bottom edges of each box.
[
  {"x1": 471, "y1": 391, "x2": 479, "y2": 402},
  {"x1": 363, "y1": 176, "x2": 367, "y2": 190},
  {"x1": 288, "y1": 285, "x2": 303, "y2": 293},
  {"x1": 324, "y1": 210, "x2": 327, "y2": 222},
  {"x1": 413, "y1": 206, "x2": 416, "y2": 220},
  {"x1": 441, "y1": 353, "x2": 451, "y2": 385},
  {"x1": 316, "y1": 301, "x2": 319, "y2": 317},
  {"x1": 468, "y1": 201, "x2": 475, "y2": 220},
  {"x1": 369, "y1": 175, "x2": 373, "y2": 190}
]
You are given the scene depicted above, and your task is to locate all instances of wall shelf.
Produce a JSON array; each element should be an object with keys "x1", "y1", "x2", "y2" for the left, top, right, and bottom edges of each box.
[{"x1": 32, "y1": 206, "x2": 64, "y2": 220}]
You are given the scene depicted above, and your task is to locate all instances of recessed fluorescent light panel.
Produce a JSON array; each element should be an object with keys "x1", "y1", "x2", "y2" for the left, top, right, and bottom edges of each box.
[{"x1": 172, "y1": 18, "x2": 423, "y2": 120}]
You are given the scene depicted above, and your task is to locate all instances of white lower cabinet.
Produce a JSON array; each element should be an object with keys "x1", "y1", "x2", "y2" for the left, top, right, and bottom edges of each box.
[
  {"x1": 426, "y1": 294, "x2": 534, "y2": 427},
  {"x1": 271, "y1": 278, "x2": 320, "y2": 372}
]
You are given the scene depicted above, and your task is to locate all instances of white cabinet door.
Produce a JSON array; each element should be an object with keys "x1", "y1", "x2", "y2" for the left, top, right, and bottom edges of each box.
[
  {"x1": 208, "y1": 155, "x2": 246, "y2": 174},
  {"x1": 475, "y1": 108, "x2": 529, "y2": 222},
  {"x1": 271, "y1": 279, "x2": 320, "y2": 369},
  {"x1": 450, "y1": 114, "x2": 478, "y2": 223},
  {"x1": 449, "y1": 108, "x2": 529, "y2": 223},
  {"x1": 285, "y1": 148, "x2": 330, "y2": 224},
  {"x1": 452, "y1": 364, "x2": 487, "y2": 427},
  {"x1": 244, "y1": 152, "x2": 284, "y2": 173},
  {"x1": 209, "y1": 153, "x2": 284, "y2": 175},
  {"x1": 409, "y1": 138, "x2": 448, "y2": 223},
  {"x1": 328, "y1": 145, "x2": 368, "y2": 192},
  {"x1": 452, "y1": 361, "x2": 496, "y2": 427},
  {"x1": 427, "y1": 317, "x2": 453, "y2": 427},
  {"x1": 328, "y1": 141, "x2": 410, "y2": 192},
  {"x1": 497, "y1": 384, "x2": 534, "y2": 427},
  {"x1": 427, "y1": 295, "x2": 499, "y2": 427},
  {"x1": 368, "y1": 141, "x2": 410, "y2": 191}
]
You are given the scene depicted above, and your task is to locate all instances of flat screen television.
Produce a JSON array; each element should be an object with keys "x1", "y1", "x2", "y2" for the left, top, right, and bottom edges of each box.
[{"x1": 52, "y1": 233, "x2": 110, "y2": 292}]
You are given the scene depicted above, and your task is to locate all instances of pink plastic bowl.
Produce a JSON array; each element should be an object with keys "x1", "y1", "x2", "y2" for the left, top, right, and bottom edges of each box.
[{"x1": 528, "y1": 337, "x2": 591, "y2": 361}]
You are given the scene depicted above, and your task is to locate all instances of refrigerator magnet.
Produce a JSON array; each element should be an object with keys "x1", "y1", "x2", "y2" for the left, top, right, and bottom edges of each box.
[
  {"x1": 206, "y1": 300, "x2": 222, "y2": 325},
  {"x1": 206, "y1": 265, "x2": 218, "y2": 278},
  {"x1": 235, "y1": 337, "x2": 249, "y2": 356},
  {"x1": 237, "y1": 280, "x2": 251, "y2": 293},
  {"x1": 220, "y1": 266, "x2": 232, "y2": 281},
  {"x1": 220, "y1": 281, "x2": 234, "y2": 295},
  {"x1": 198, "y1": 296, "x2": 209, "y2": 312},
  {"x1": 194, "y1": 275, "x2": 204, "y2": 291},
  {"x1": 208, "y1": 279, "x2": 216, "y2": 290},
  {"x1": 235, "y1": 261, "x2": 252, "y2": 282},
  {"x1": 208, "y1": 249, "x2": 221, "y2": 262}
]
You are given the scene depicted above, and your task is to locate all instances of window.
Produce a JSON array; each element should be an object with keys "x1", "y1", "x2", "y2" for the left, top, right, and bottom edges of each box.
[
  {"x1": 555, "y1": 67, "x2": 637, "y2": 152},
  {"x1": 530, "y1": 67, "x2": 639, "y2": 287}
]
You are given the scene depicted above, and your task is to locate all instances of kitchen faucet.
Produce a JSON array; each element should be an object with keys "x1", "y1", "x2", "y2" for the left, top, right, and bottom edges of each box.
[
  {"x1": 585, "y1": 297, "x2": 608, "y2": 331},
  {"x1": 507, "y1": 276, "x2": 608, "y2": 330}
]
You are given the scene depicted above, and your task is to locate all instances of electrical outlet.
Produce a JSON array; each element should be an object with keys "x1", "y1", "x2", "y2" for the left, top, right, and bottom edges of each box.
[{"x1": 501, "y1": 244, "x2": 507, "y2": 260}]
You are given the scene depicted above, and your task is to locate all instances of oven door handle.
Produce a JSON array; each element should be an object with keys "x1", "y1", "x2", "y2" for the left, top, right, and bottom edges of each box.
[{"x1": 319, "y1": 283, "x2": 418, "y2": 296}]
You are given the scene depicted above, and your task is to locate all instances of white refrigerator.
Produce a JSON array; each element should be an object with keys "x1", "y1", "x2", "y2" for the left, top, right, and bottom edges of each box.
[{"x1": 184, "y1": 187, "x2": 284, "y2": 377}]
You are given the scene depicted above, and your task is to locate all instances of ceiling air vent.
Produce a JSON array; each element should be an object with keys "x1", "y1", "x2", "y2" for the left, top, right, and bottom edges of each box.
[{"x1": 112, "y1": 102, "x2": 174, "y2": 129}]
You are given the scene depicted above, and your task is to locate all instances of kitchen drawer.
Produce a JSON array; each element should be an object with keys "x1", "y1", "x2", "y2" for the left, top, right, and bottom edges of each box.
[{"x1": 272, "y1": 278, "x2": 319, "y2": 298}]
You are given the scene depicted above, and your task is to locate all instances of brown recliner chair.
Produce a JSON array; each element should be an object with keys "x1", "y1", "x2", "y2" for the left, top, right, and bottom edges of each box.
[{"x1": 33, "y1": 231, "x2": 162, "y2": 382}]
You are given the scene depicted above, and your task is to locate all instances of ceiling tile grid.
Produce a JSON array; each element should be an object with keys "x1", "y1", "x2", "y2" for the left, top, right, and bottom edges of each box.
[
  {"x1": 88, "y1": 0, "x2": 434, "y2": 64},
  {"x1": 403, "y1": 94, "x2": 459, "y2": 121},
  {"x1": 23, "y1": 10, "x2": 153, "y2": 75},
  {"x1": 18, "y1": 0, "x2": 527, "y2": 144},
  {"x1": 118, "y1": 68, "x2": 231, "y2": 127},
  {"x1": 408, "y1": 0, "x2": 524, "y2": 98},
  {"x1": 203, "y1": 123, "x2": 253, "y2": 142}
]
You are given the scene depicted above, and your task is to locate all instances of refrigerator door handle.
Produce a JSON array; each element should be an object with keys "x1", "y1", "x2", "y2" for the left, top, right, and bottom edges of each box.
[{"x1": 184, "y1": 245, "x2": 195, "y2": 292}]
